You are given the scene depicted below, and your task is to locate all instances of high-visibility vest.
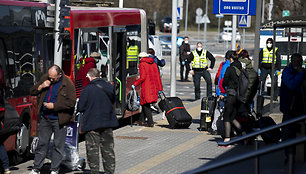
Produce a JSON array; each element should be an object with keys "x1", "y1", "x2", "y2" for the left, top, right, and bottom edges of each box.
[
  {"x1": 127, "y1": 45, "x2": 139, "y2": 62},
  {"x1": 262, "y1": 47, "x2": 278, "y2": 64},
  {"x1": 191, "y1": 49, "x2": 208, "y2": 68}
]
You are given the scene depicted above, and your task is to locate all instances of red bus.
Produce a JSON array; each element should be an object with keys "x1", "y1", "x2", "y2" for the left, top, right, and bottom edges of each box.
[
  {"x1": 0, "y1": 1, "x2": 147, "y2": 161},
  {"x1": 0, "y1": 0, "x2": 55, "y2": 161},
  {"x1": 62, "y1": 7, "x2": 147, "y2": 118}
]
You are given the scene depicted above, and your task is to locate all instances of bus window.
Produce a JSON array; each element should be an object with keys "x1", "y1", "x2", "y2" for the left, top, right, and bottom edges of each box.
[
  {"x1": 0, "y1": 39, "x2": 8, "y2": 94},
  {"x1": 126, "y1": 24, "x2": 141, "y2": 76},
  {"x1": 9, "y1": 6, "x2": 31, "y2": 27},
  {"x1": 11, "y1": 37, "x2": 34, "y2": 97},
  {"x1": 0, "y1": 6, "x2": 10, "y2": 26},
  {"x1": 62, "y1": 37, "x2": 72, "y2": 76}
]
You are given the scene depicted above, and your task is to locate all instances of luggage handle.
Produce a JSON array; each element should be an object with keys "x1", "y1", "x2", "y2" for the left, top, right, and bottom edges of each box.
[{"x1": 159, "y1": 91, "x2": 166, "y2": 100}]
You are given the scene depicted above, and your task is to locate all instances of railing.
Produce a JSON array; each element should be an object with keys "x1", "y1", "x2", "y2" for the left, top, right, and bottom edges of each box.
[{"x1": 186, "y1": 114, "x2": 306, "y2": 174}]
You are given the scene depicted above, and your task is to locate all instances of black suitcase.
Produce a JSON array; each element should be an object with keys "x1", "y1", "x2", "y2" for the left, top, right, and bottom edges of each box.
[
  {"x1": 158, "y1": 92, "x2": 192, "y2": 129},
  {"x1": 199, "y1": 96, "x2": 217, "y2": 131},
  {"x1": 257, "y1": 116, "x2": 281, "y2": 144}
]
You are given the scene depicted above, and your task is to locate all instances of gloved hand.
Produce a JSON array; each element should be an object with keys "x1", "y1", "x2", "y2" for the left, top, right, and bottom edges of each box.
[
  {"x1": 275, "y1": 70, "x2": 281, "y2": 76},
  {"x1": 158, "y1": 91, "x2": 163, "y2": 94},
  {"x1": 131, "y1": 85, "x2": 135, "y2": 89},
  {"x1": 258, "y1": 69, "x2": 261, "y2": 76},
  {"x1": 181, "y1": 61, "x2": 185, "y2": 65}
]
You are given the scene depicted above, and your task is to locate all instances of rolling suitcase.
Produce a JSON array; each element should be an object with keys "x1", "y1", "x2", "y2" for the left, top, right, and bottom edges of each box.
[
  {"x1": 257, "y1": 116, "x2": 281, "y2": 144},
  {"x1": 199, "y1": 96, "x2": 217, "y2": 131},
  {"x1": 158, "y1": 92, "x2": 192, "y2": 129}
]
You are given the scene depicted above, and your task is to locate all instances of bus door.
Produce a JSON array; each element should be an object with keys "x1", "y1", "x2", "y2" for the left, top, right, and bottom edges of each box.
[{"x1": 111, "y1": 26, "x2": 127, "y2": 117}]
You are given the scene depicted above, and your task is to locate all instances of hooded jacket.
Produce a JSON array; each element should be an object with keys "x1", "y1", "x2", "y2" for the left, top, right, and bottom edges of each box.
[
  {"x1": 280, "y1": 64, "x2": 305, "y2": 115},
  {"x1": 133, "y1": 57, "x2": 163, "y2": 105},
  {"x1": 222, "y1": 60, "x2": 242, "y2": 92}
]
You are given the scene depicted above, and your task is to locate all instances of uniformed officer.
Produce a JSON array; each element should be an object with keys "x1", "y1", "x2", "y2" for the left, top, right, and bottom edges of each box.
[
  {"x1": 258, "y1": 38, "x2": 281, "y2": 100},
  {"x1": 188, "y1": 42, "x2": 215, "y2": 100},
  {"x1": 126, "y1": 39, "x2": 139, "y2": 74}
]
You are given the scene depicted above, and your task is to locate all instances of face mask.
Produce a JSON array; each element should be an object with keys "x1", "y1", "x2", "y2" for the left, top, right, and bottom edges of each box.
[
  {"x1": 185, "y1": 41, "x2": 188, "y2": 44},
  {"x1": 197, "y1": 47, "x2": 202, "y2": 51},
  {"x1": 293, "y1": 66, "x2": 298, "y2": 70},
  {"x1": 267, "y1": 43, "x2": 272, "y2": 48}
]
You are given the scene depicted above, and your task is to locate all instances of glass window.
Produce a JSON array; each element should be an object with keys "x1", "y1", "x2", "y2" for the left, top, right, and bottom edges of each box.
[
  {"x1": 0, "y1": 39, "x2": 9, "y2": 98},
  {"x1": 0, "y1": 6, "x2": 10, "y2": 26},
  {"x1": 10, "y1": 6, "x2": 32, "y2": 27},
  {"x1": 126, "y1": 25, "x2": 141, "y2": 76}
]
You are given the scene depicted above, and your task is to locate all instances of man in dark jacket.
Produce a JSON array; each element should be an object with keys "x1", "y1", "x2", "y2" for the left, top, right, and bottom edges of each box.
[
  {"x1": 280, "y1": 53, "x2": 305, "y2": 163},
  {"x1": 29, "y1": 65, "x2": 76, "y2": 174},
  {"x1": 179, "y1": 36, "x2": 191, "y2": 81},
  {"x1": 77, "y1": 68, "x2": 119, "y2": 174}
]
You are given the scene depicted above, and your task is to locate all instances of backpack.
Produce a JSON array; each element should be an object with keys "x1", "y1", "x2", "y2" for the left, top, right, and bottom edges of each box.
[
  {"x1": 233, "y1": 66, "x2": 249, "y2": 103},
  {"x1": 126, "y1": 89, "x2": 140, "y2": 111}
]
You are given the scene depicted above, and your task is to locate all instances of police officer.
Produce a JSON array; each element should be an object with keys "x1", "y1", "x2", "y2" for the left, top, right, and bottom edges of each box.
[
  {"x1": 188, "y1": 42, "x2": 215, "y2": 100},
  {"x1": 126, "y1": 39, "x2": 139, "y2": 74},
  {"x1": 259, "y1": 38, "x2": 281, "y2": 100}
]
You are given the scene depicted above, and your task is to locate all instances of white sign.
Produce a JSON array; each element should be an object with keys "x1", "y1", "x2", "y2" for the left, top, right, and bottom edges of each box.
[
  {"x1": 178, "y1": 0, "x2": 184, "y2": 7},
  {"x1": 196, "y1": 16, "x2": 203, "y2": 24},
  {"x1": 196, "y1": 8, "x2": 203, "y2": 16},
  {"x1": 224, "y1": 20, "x2": 232, "y2": 26},
  {"x1": 202, "y1": 15, "x2": 210, "y2": 23}
]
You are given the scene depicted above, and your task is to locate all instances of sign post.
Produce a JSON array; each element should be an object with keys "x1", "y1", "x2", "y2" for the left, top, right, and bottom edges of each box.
[
  {"x1": 195, "y1": 8, "x2": 203, "y2": 40},
  {"x1": 216, "y1": 14, "x2": 224, "y2": 43},
  {"x1": 238, "y1": 15, "x2": 251, "y2": 48}
]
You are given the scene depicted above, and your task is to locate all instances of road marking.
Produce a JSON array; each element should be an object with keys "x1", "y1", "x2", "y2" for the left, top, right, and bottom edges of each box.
[
  {"x1": 120, "y1": 134, "x2": 210, "y2": 174},
  {"x1": 121, "y1": 104, "x2": 207, "y2": 174}
]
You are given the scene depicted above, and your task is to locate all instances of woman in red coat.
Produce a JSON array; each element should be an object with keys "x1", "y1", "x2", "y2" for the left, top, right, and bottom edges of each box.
[{"x1": 133, "y1": 52, "x2": 163, "y2": 127}]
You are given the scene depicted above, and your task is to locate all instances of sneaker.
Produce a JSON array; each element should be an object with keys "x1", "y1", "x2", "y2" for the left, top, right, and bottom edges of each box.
[
  {"x1": 51, "y1": 171, "x2": 59, "y2": 174},
  {"x1": 29, "y1": 169, "x2": 40, "y2": 174},
  {"x1": 4, "y1": 168, "x2": 10, "y2": 174},
  {"x1": 150, "y1": 105, "x2": 159, "y2": 113}
]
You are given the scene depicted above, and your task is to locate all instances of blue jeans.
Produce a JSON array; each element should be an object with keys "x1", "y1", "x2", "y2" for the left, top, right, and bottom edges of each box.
[
  {"x1": 0, "y1": 144, "x2": 9, "y2": 170},
  {"x1": 193, "y1": 69, "x2": 212, "y2": 99},
  {"x1": 33, "y1": 117, "x2": 67, "y2": 172}
]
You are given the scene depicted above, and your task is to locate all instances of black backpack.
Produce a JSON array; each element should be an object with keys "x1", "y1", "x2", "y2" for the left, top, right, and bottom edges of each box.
[{"x1": 233, "y1": 66, "x2": 249, "y2": 103}]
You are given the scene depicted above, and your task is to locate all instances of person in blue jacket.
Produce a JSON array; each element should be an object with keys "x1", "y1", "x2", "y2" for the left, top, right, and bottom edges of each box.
[
  {"x1": 216, "y1": 51, "x2": 235, "y2": 97},
  {"x1": 280, "y1": 53, "x2": 305, "y2": 164}
]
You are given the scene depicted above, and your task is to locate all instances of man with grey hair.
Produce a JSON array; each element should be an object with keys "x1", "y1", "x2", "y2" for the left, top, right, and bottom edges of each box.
[
  {"x1": 77, "y1": 68, "x2": 118, "y2": 174},
  {"x1": 30, "y1": 65, "x2": 76, "y2": 174}
]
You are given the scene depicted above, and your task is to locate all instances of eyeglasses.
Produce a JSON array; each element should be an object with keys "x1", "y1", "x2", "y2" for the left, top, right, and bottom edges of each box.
[{"x1": 86, "y1": 74, "x2": 90, "y2": 78}]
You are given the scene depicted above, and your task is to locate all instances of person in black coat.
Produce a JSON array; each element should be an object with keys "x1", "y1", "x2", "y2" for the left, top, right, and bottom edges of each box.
[
  {"x1": 179, "y1": 36, "x2": 191, "y2": 81},
  {"x1": 222, "y1": 53, "x2": 246, "y2": 142},
  {"x1": 77, "y1": 68, "x2": 119, "y2": 174}
]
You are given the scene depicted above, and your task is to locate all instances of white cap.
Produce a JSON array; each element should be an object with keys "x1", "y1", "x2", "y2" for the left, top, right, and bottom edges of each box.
[{"x1": 138, "y1": 52, "x2": 149, "y2": 58}]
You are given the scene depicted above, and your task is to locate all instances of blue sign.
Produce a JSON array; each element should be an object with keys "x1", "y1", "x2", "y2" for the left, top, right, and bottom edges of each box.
[
  {"x1": 65, "y1": 121, "x2": 78, "y2": 147},
  {"x1": 238, "y1": 15, "x2": 249, "y2": 27},
  {"x1": 213, "y1": 0, "x2": 256, "y2": 15}
]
